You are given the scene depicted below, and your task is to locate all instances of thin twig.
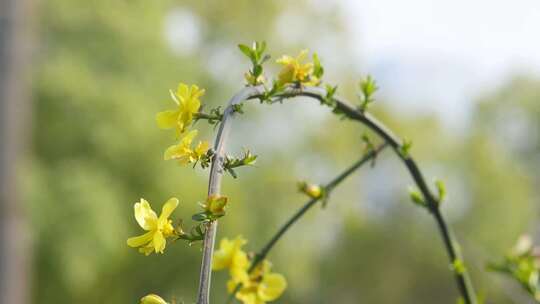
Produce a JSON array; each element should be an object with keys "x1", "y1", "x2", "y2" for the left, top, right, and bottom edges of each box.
[
  {"x1": 289, "y1": 87, "x2": 478, "y2": 304},
  {"x1": 226, "y1": 143, "x2": 387, "y2": 304},
  {"x1": 243, "y1": 85, "x2": 477, "y2": 303}
]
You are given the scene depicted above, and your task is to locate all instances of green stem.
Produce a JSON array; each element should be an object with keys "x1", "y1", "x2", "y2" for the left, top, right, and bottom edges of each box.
[
  {"x1": 226, "y1": 143, "x2": 387, "y2": 303},
  {"x1": 195, "y1": 112, "x2": 222, "y2": 122}
]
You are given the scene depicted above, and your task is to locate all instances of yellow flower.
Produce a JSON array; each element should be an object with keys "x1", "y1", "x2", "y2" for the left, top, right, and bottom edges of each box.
[
  {"x1": 127, "y1": 198, "x2": 179, "y2": 255},
  {"x1": 193, "y1": 140, "x2": 210, "y2": 160},
  {"x1": 213, "y1": 236, "x2": 287, "y2": 304},
  {"x1": 156, "y1": 83, "x2": 205, "y2": 136},
  {"x1": 213, "y1": 236, "x2": 250, "y2": 283},
  {"x1": 164, "y1": 130, "x2": 209, "y2": 165},
  {"x1": 140, "y1": 294, "x2": 168, "y2": 304},
  {"x1": 276, "y1": 50, "x2": 319, "y2": 86},
  {"x1": 231, "y1": 260, "x2": 287, "y2": 304},
  {"x1": 257, "y1": 273, "x2": 287, "y2": 302}
]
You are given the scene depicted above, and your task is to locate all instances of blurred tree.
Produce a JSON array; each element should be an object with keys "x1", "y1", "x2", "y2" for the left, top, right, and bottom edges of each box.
[
  {"x1": 0, "y1": 0, "x2": 33, "y2": 304},
  {"x1": 26, "y1": 0, "x2": 540, "y2": 303},
  {"x1": 28, "y1": 1, "x2": 348, "y2": 304}
]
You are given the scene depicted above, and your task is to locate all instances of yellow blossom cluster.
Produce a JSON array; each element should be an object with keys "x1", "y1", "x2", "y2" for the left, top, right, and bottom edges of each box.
[
  {"x1": 127, "y1": 198, "x2": 179, "y2": 255},
  {"x1": 164, "y1": 129, "x2": 209, "y2": 165},
  {"x1": 156, "y1": 83, "x2": 210, "y2": 165},
  {"x1": 213, "y1": 236, "x2": 287, "y2": 304},
  {"x1": 276, "y1": 49, "x2": 320, "y2": 86}
]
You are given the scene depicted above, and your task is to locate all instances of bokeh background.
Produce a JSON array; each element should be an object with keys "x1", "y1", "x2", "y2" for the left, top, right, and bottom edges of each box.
[{"x1": 1, "y1": 0, "x2": 539, "y2": 303}]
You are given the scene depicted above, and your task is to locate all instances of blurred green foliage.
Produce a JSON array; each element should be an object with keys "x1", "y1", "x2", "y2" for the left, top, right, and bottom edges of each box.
[{"x1": 25, "y1": 0, "x2": 539, "y2": 303}]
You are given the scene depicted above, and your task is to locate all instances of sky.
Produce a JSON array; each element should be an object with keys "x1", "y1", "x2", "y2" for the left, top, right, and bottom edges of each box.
[
  {"x1": 340, "y1": 0, "x2": 540, "y2": 130},
  {"x1": 165, "y1": 0, "x2": 540, "y2": 132}
]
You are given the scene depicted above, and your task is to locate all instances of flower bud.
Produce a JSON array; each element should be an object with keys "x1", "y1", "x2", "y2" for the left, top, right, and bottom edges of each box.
[
  {"x1": 297, "y1": 181, "x2": 322, "y2": 199},
  {"x1": 140, "y1": 294, "x2": 168, "y2": 304},
  {"x1": 205, "y1": 195, "x2": 229, "y2": 216}
]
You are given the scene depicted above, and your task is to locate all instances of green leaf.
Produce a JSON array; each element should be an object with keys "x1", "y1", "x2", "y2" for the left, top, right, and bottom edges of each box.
[
  {"x1": 226, "y1": 167, "x2": 238, "y2": 178},
  {"x1": 260, "y1": 54, "x2": 271, "y2": 64},
  {"x1": 313, "y1": 53, "x2": 324, "y2": 78},
  {"x1": 255, "y1": 41, "x2": 266, "y2": 58},
  {"x1": 323, "y1": 84, "x2": 337, "y2": 107},
  {"x1": 192, "y1": 212, "x2": 209, "y2": 222},
  {"x1": 195, "y1": 224, "x2": 204, "y2": 236},
  {"x1": 238, "y1": 44, "x2": 253, "y2": 60},
  {"x1": 232, "y1": 103, "x2": 244, "y2": 114},
  {"x1": 253, "y1": 64, "x2": 263, "y2": 77}
]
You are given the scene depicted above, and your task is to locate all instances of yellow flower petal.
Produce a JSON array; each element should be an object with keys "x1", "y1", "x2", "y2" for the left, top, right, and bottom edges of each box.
[
  {"x1": 182, "y1": 129, "x2": 198, "y2": 143},
  {"x1": 213, "y1": 238, "x2": 234, "y2": 270},
  {"x1": 230, "y1": 250, "x2": 249, "y2": 283},
  {"x1": 134, "y1": 199, "x2": 158, "y2": 230},
  {"x1": 276, "y1": 55, "x2": 294, "y2": 65},
  {"x1": 140, "y1": 294, "x2": 168, "y2": 304},
  {"x1": 213, "y1": 236, "x2": 248, "y2": 270},
  {"x1": 158, "y1": 197, "x2": 179, "y2": 224},
  {"x1": 194, "y1": 141, "x2": 210, "y2": 158},
  {"x1": 177, "y1": 83, "x2": 189, "y2": 102},
  {"x1": 153, "y1": 231, "x2": 166, "y2": 254},
  {"x1": 127, "y1": 231, "x2": 154, "y2": 248},
  {"x1": 163, "y1": 144, "x2": 184, "y2": 160},
  {"x1": 257, "y1": 273, "x2": 287, "y2": 302},
  {"x1": 227, "y1": 279, "x2": 238, "y2": 294},
  {"x1": 139, "y1": 244, "x2": 154, "y2": 256},
  {"x1": 156, "y1": 110, "x2": 179, "y2": 129},
  {"x1": 237, "y1": 287, "x2": 263, "y2": 304},
  {"x1": 189, "y1": 84, "x2": 205, "y2": 98},
  {"x1": 164, "y1": 130, "x2": 198, "y2": 162},
  {"x1": 297, "y1": 49, "x2": 309, "y2": 61}
]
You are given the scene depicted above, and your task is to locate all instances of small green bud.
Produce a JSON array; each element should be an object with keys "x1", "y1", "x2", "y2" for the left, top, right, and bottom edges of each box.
[
  {"x1": 408, "y1": 187, "x2": 426, "y2": 208},
  {"x1": 451, "y1": 259, "x2": 466, "y2": 274},
  {"x1": 323, "y1": 84, "x2": 338, "y2": 107},
  {"x1": 313, "y1": 53, "x2": 324, "y2": 79},
  {"x1": 359, "y1": 75, "x2": 378, "y2": 111},
  {"x1": 435, "y1": 179, "x2": 447, "y2": 204},
  {"x1": 360, "y1": 75, "x2": 378, "y2": 97},
  {"x1": 242, "y1": 150, "x2": 257, "y2": 166},
  {"x1": 399, "y1": 138, "x2": 413, "y2": 158}
]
